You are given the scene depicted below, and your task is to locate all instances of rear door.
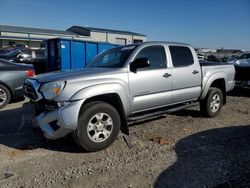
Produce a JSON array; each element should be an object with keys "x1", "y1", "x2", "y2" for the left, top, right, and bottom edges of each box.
[
  {"x1": 129, "y1": 45, "x2": 173, "y2": 113},
  {"x1": 169, "y1": 46, "x2": 202, "y2": 103}
]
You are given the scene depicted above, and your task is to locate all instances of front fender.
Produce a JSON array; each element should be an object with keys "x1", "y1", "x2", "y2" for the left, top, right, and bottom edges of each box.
[
  {"x1": 200, "y1": 72, "x2": 227, "y2": 100},
  {"x1": 70, "y1": 83, "x2": 131, "y2": 116}
]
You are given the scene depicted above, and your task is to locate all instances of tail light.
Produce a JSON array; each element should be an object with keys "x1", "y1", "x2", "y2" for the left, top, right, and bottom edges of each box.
[{"x1": 26, "y1": 69, "x2": 35, "y2": 77}]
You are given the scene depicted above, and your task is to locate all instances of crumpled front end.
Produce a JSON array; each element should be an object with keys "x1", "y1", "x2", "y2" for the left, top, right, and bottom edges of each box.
[{"x1": 24, "y1": 79, "x2": 84, "y2": 140}]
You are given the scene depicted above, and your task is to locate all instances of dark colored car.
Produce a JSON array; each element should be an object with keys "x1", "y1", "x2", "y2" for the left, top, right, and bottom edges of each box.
[
  {"x1": 13, "y1": 49, "x2": 46, "y2": 74},
  {"x1": 0, "y1": 48, "x2": 11, "y2": 55},
  {"x1": 206, "y1": 55, "x2": 221, "y2": 62},
  {"x1": 0, "y1": 59, "x2": 35, "y2": 109},
  {"x1": 0, "y1": 49, "x2": 22, "y2": 59},
  {"x1": 238, "y1": 53, "x2": 250, "y2": 60},
  {"x1": 0, "y1": 49, "x2": 46, "y2": 74},
  {"x1": 12, "y1": 44, "x2": 29, "y2": 49}
]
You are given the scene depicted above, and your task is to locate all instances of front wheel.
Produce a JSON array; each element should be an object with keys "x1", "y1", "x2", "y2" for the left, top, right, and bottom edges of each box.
[
  {"x1": 200, "y1": 87, "x2": 223, "y2": 118},
  {"x1": 75, "y1": 101, "x2": 121, "y2": 152},
  {"x1": 0, "y1": 84, "x2": 11, "y2": 109}
]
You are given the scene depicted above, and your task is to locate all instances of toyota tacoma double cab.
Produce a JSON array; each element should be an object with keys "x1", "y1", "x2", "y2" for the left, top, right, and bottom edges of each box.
[{"x1": 24, "y1": 42, "x2": 235, "y2": 151}]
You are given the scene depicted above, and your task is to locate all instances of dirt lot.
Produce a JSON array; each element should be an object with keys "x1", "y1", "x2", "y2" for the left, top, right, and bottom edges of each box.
[{"x1": 0, "y1": 90, "x2": 249, "y2": 188}]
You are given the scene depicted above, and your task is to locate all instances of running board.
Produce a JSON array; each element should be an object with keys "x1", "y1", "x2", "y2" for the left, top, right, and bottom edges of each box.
[{"x1": 127, "y1": 102, "x2": 199, "y2": 122}]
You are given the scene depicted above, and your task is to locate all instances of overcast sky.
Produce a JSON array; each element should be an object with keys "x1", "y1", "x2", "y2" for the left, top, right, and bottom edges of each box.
[{"x1": 0, "y1": 0, "x2": 249, "y2": 50}]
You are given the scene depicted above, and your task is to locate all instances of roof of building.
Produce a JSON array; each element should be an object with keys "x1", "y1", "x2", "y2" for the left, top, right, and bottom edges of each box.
[
  {"x1": 67, "y1": 26, "x2": 146, "y2": 37},
  {"x1": 0, "y1": 25, "x2": 76, "y2": 36}
]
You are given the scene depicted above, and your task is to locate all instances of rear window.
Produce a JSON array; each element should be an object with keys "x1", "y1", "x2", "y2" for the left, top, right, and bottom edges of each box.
[{"x1": 169, "y1": 46, "x2": 194, "y2": 67}]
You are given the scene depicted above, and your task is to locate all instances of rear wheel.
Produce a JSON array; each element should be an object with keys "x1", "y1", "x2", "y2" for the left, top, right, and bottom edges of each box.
[
  {"x1": 0, "y1": 84, "x2": 11, "y2": 109},
  {"x1": 200, "y1": 87, "x2": 223, "y2": 118},
  {"x1": 75, "y1": 101, "x2": 121, "y2": 152}
]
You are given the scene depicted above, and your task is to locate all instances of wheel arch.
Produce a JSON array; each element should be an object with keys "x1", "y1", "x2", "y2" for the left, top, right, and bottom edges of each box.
[
  {"x1": 210, "y1": 79, "x2": 226, "y2": 104},
  {"x1": 79, "y1": 93, "x2": 129, "y2": 135},
  {"x1": 0, "y1": 81, "x2": 13, "y2": 100},
  {"x1": 200, "y1": 73, "x2": 227, "y2": 104}
]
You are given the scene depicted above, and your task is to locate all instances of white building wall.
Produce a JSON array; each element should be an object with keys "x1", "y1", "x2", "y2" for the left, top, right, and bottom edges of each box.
[
  {"x1": 28, "y1": 41, "x2": 44, "y2": 49},
  {"x1": 107, "y1": 33, "x2": 133, "y2": 44},
  {"x1": 1, "y1": 39, "x2": 43, "y2": 49},
  {"x1": 29, "y1": 33, "x2": 76, "y2": 40},
  {"x1": 72, "y1": 35, "x2": 92, "y2": 41},
  {"x1": 90, "y1": 31, "x2": 146, "y2": 45},
  {"x1": 90, "y1": 31, "x2": 107, "y2": 42},
  {"x1": 1, "y1": 32, "x2": 28, "y2": 38},
  {"x1": 29, "y1": 33, "x2": 61, "y2": 39},
  {"x1": 0, "y1": 30, "x2": 146, "y2": 48},
  {"x1": 132, "y1": 35, "x2": 146, "y2": 42}
]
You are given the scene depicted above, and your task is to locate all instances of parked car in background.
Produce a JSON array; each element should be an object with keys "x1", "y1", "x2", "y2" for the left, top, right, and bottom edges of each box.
[
  {"x1": 13, "y1": 49, "x2": 46, "y2": 74},
  {"x1": 227, "y1": 53, "x2": 250, "y2": 65},
  {"x1": 24, "y1": 42, "x2": 235, "y2": 152},
  {"x1": 206, "y1": 55, "x2": 221, "y2": 62},
  {"x1": 12, "y1": 44, "x2": 29, "y2": 49},
  {"x1": 227, "y1": 53, "x2": 250, "y2": 88},
  {"x1": 234, "y1": 59, "x2": 250, "y2": 88},
  {"x1": 238, "y1": 53, "x2": 250, "y2": 60},
  {"x1": 197, "y1": 53, "x2": 205, "y2": 60},
  {"x1": 0, "y1": 48, "x2": 12, "y2": 55},
  {"x1": 0, "y1": 48, "x2": 46, "y2": 74},
  {"x1": 0, "y1": 44, "x2": 28, "y2": 56},
  {"x1": 0, "y1": 49, "x2": 22, "y2": 59},
  {"x1": 0, "y1": 59, "x2": 35, "y2": 109}
]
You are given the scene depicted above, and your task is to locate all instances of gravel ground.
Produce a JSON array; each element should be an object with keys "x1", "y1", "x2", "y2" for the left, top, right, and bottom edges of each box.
[{"x1": 0, "y1": 90, "x2": 249, "y2": 188}]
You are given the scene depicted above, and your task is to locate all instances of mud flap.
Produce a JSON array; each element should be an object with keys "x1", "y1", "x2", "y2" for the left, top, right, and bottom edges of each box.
[
  {"x1": 120, "y1": 120, "x2": 131, "y2": 148},
  {"x1": 121, "y1": 120, "x2": 129, "y2": 135}
]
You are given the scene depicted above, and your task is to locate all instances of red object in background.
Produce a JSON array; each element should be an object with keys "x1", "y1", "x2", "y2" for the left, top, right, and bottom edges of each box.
[{"x1": 26, "y1": 69, "x2": 35, "y2": 77}]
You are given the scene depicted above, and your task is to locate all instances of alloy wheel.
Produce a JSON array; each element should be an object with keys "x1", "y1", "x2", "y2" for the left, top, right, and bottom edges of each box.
[{"x1": 87, "y1": 113, "x2": 113, "y2": 143}]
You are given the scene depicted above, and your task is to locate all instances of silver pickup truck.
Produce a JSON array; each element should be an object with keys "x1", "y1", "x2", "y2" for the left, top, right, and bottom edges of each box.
[{"x1": 24, "y1": 42, "x2": 235, "y2": 151}]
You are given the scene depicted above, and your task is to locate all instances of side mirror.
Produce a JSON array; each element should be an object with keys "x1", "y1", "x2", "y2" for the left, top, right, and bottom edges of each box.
[{"x1": 130, "y1": 58, "x2": 150, "y2": 72}]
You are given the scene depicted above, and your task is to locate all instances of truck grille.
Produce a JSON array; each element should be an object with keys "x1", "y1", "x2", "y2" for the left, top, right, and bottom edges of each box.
[{"x1": 23, "y1": 82, "x2": 38, "y2": 100}]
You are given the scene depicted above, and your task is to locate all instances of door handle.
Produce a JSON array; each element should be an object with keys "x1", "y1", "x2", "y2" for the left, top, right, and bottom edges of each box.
[
  {"x1": 163, "y1": 73, "x2": 171, "y2": 78},
  {"x1": 192, "y1": 70, "x2": 199, "y2": 74}
]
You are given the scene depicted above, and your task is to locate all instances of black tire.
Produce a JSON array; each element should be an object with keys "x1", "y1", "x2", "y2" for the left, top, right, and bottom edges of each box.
[
  {"x1": 200, "y1": 87, "x2": 223, "y2": 118},
  {"x1": 75, "y1": 101, "x2": 121, "y2": 152},
  {"x1": 0, "y1": 84, "x2": 11, "y2": 109}
]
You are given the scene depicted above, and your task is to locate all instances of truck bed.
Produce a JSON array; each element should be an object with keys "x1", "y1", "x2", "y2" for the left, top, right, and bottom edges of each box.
[
  {"x1": 199, "y1": 60, "x2": 235, "y2": 93},
  {"x1": 200, "y1": 60, "x2": 235, "y2": 72},
  {"x1": 199, "y1": 60, "x2": 229, "y2": 66},
  {"x1": 200, "y1": 60, "x2": 249, "y2": 81}
]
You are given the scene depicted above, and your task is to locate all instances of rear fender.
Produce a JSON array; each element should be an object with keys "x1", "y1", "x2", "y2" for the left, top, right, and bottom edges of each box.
[{"x1": 200, "y1": 72, "x2": 227, "y2": 100}]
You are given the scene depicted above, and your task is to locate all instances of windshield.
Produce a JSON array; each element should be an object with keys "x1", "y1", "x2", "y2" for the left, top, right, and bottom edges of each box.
[{"x1": 87, "y1": 45, "x2": 137, "y2": 68}]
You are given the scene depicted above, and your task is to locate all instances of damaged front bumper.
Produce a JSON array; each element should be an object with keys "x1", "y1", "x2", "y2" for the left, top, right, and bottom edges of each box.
[{"x1": 32, "y1": 99, "x2": 84, "y2": 140}]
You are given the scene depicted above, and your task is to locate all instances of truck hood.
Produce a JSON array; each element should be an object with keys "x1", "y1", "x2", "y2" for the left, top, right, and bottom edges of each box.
[{"x1": 33, "y1": 68, "x2": 126, "y2": 83}]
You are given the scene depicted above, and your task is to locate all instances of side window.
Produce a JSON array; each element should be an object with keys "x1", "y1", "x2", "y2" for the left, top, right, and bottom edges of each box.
[
  {"x1": 135, "y1": 45, "x2": 167, "y2": 70},
  {"x1": 169, "y1": 46, "x2": 194, "y2": 67}
]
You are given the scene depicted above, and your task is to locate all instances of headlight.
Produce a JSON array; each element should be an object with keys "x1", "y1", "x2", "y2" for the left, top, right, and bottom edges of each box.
[{"x1": 40, "y1": 81, "x2": 65, "y2": 100}]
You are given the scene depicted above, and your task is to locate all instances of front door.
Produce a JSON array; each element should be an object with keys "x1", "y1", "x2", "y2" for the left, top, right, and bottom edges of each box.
[{"x1": 129, "y1": 45, "x2": 173, "y2": 113}]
